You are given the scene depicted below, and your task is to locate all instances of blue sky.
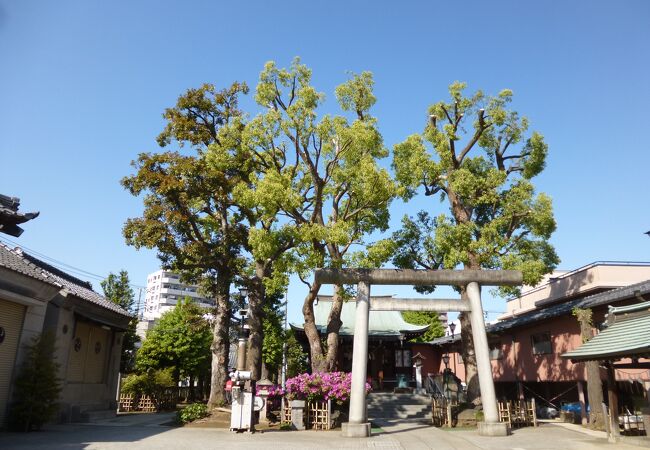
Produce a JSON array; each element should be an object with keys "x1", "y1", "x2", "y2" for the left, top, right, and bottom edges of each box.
[{"x1": 1, "y1": 0, "x2": 649, "y2": 325}]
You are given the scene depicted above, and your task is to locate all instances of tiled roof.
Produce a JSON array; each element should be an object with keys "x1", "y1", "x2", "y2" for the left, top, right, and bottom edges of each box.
[
  {"x1": 0, "y1": 194, "x2": 39, "y2": 237},
  {"x1": 488, "y1": 279, "x2": 650, "y2": 334},
  {"x1": 562, "y1": 300, "x2": 650, "y2": 361},
  {"x1": 0, "y1": 243, "x2": 131, "y2": 317},
  {"x1": 291, "y1": 295, "x2": 429, "y2": 337},
  {"x1": 431, "y1": 279, "x2": 650, "y2": 345},
  {"x1": 0, "y1": 243, "x2": 60, "y2": 287}
]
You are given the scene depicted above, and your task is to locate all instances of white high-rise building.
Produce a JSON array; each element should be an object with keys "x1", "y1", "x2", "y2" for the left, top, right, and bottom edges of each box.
[{"x1": 142, "y1": 269, "x2": 215, "y2": 320}]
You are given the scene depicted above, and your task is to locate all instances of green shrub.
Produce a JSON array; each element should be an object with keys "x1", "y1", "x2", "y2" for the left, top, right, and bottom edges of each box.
[
  {"x1": 8, "y1": 332, "x2": 61, "y2": 431},
  {"x1": 177, "y1": 402, "x2": 209, "y2": 424},
  {"x1": 121, "y1": 368, "x2": 174, "y2": 399},
  {"x1": 120, "y1": 368, "x2": 175, "y2": 408}
]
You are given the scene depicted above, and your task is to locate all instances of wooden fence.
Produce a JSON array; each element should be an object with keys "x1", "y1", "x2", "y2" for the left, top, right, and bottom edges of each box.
[{"x1": 498, "y1": 399, "x2": 537, "y2": 428}]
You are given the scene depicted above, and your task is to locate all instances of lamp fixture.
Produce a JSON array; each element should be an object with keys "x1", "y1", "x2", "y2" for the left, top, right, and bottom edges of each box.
[{"x1": 442, "y1": 353, "x2": 450, "y2": 368}]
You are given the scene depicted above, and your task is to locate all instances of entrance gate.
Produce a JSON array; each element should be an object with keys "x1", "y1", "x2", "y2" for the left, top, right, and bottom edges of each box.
[{"x1": 314, "y1": 268, "x2": 522, "y2": 437}]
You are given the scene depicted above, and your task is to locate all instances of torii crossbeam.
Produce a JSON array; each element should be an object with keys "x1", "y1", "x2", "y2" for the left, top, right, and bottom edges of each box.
[{"x1": 313, "y1": 268, "x2": 522, "y2": 438}]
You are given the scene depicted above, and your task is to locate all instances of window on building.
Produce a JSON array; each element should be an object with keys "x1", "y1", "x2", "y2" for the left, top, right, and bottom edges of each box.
[
  {"x1": 531, "y1": 333, "x2": 552, "y2": 355},
  {"x1": 395, "y1": 349, "x2": 412, "y2": 367},
  {"x1": 489, "y1": 342, "x2": 503, "y2": 360},
  {"x1": 456, "y1": 353, "x2": 463, "y2": 365}
]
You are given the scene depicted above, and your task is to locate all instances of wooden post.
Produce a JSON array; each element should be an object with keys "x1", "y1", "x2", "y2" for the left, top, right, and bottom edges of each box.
[
  {"x1": 602, "y1": 403, "x2": 612, "y2": 441},
  {"x1": 577, "y1": 381, "x2": 588, "y2": 425},
  {"x1": 606, "y1": 363, "x2": 620, "y2": 439}
]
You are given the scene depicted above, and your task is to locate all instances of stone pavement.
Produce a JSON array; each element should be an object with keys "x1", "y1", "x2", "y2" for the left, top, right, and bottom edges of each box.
[{"x1": 0, "y1": 413, "x2": 645, "y2": 449}]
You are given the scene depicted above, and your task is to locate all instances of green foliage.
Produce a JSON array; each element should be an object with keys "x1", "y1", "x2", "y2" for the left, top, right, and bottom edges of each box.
[
  {"x1": 392, "y1": 82, "x2": 559, "y2": 295},
  {"x1": 101, "y1": 270, "x2": 140, "y2": 372},
  {"x1": 401, "y1": 311, "x2": 446, "y2": 343},
  {"x1": 122, "y1": 81, "x2": 250, "y2": 294},
  {"x1": 241, "y1": 59, "x2": 398, "y2": 273},
  {"x1": 122, "y1": 81, "x2": 251, "y2": 399},
  {"x1": 285, "y1": 329, "x2": 309, "y2": 378},
  {"x1": 8, "y1": 332, "x2": 61, "y2": 431},
  {"x1": 121, "y1": 368, "x2": 175, "y2": 398},
  {"x1": 177, "y1": 402, "x2": 209, "y2": 424},
  {"x1": 572, "y1": 307, "x2": 594, "y2": 344},
  {"x1": 136, "y1": 300, "x2": 212, "y2": 381},
  {"x1": 261, "y1": 294, "x2": 285, "y2": 378},
  {"x1": 241, "y1": 58, "x2": 399, "y2": 370},
  {"x1": 100, "y1": 270, "x2": 135, "y2": 311}
]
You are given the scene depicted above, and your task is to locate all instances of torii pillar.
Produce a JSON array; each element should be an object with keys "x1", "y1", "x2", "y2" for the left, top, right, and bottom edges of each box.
[{"x1": 314, "y1": 268, "x2": 522, "y2": 438}]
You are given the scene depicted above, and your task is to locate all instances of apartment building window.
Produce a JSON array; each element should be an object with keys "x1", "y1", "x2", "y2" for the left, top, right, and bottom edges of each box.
[{"x1": 531, "y1": 333, "x2": 552, "y2": 355}]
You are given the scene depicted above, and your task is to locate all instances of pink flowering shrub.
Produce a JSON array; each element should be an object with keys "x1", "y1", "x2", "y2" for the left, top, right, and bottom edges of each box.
[{"x1": 284, "y1": 372, "x2": 371, "y2": 404}]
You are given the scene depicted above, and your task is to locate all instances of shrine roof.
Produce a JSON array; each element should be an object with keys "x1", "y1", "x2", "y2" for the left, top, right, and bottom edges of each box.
[{"x1": 290, "y1": 295, "x2": 429, "y2": 338}]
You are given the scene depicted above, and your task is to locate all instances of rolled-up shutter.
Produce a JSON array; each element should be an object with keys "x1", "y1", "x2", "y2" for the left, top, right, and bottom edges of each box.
[{"x1": 0, "y1": 298, "x2": 26, "y2": 425}]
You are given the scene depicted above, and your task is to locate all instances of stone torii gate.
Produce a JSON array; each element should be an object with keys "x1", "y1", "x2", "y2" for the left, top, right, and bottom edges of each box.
[{"x1": 314, "y1": 268, "x2": 522, "y2": 438}]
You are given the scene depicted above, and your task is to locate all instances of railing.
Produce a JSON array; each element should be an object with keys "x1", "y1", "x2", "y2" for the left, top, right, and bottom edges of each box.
[{"x1": 425, "y1": 375, "x2": 446, "y2": 399}]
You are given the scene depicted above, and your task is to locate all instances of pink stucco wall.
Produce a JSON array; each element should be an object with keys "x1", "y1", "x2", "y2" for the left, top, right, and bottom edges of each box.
[{"x1": 434, "y1": 313, "x2": 649, "y2": 384}]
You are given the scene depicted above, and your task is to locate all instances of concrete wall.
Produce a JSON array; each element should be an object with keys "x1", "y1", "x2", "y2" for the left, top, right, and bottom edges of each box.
[
  {"x1": 504, "y1": 263, "x2": 650, "y2": 317},
  {"x1": 44, "y1": 300, "x2": 125, "y2": 421}
]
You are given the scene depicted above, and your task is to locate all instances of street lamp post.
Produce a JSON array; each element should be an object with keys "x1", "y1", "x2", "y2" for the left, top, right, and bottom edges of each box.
[
  {"x1": 448, "y1": 322, "x2": 457, "y2": 375},
  {"x1": 229, "y1": 287, "x2": 256, "y2": 433}
]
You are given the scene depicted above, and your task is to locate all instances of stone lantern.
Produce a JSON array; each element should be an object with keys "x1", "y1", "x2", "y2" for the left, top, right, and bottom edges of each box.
[
  {"x1": 411, "y1": 352, "x2": 426, "y2": 394},
  {"x1": 256, "y1": 378, "x2": 274, "y2": 425}
]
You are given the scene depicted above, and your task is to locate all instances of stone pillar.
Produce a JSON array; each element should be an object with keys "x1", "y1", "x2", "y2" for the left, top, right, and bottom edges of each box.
[
  {"x1": 290, "y1": 400, "x2": 306, "y2": 430},
  {"x1": 415, "y1": 364, "x2": 423, "y2": 393},
  {"x1": 342, "y1": 281, "x2": 371, "y2": 438},
  {"x1": 577, "y1": 381, "x2": 588, "y2": 425},
  {"x1": 466, "y1": 282, "x2": 508, "y2": 436}
]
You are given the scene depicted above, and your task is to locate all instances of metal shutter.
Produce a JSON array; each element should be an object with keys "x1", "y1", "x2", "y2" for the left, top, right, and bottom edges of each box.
[{"x1": 0, "y1": 298, "x2": 26, "y2": 425}]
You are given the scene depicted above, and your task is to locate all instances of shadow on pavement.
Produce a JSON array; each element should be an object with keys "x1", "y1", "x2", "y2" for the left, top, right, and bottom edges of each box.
[{"x1": 0, "y1": 412, "x2": 177, "y2": 450}]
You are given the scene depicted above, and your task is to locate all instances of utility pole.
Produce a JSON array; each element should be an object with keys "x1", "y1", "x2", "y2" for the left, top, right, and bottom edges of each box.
[{"x1": 136, "y1": 288, "x2": 143, "y2": 319}]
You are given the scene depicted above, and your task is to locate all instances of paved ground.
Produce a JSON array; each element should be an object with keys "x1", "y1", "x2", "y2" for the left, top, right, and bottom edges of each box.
[{"x1": 0, "y1": 413, "x2": 646, "y2": 449}]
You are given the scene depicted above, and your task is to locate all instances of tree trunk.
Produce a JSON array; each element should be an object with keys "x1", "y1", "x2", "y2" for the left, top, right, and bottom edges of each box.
[
  {"x1": 207, "y1": 270, "x2": 231, "y2": 409},
  {"x1": 188, "y1": 374, "x2": 195, "y2": 402},
  {"x1": 586, "y1": 361, "x2": 605, "y2": 427},
  {"x1": 459, "y1": 261, "x2": 480, "y2": 402},
  {"x1": 302, "y1": 282, "x2": 327, "y2": 372},
  {"x1": 574, "y1": 308, "x2": 605, "y2": 428},
  {"x1": 324, "y1": 284, "x2": 344, "y2": 371},
  {"x1": 458, "y1": 299, "x2": 479, "y2": 402},
  {"x1": 246, "y1": 261, "x2": 267, "y2": 381}
]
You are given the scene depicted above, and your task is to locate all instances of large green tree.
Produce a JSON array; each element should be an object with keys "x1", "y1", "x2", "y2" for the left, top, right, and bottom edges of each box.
[
  {"x1": 122, "y1": 82, "x2": 249, "y2": 407},
  {"x1": 101, "y1": 270, "x2": 139, "y2": 372},
  {"x1": 392, "y1": 82, "x2": 558, "y2": 399},
  {"x1": 401, "y1": 311, "x2": 445, "y2": 343},
  {"x1": 136, "y1": 299, "x2": 212, "y2": 396},
  {"x1": 240, "y1": 59, "x2": 397, "y2": 372}
]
